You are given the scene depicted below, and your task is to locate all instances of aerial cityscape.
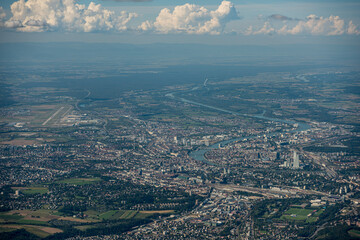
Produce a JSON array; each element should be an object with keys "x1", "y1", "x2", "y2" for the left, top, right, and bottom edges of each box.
[{"x1": 0, "y1": 0, "x2": 359, "y2": 239}]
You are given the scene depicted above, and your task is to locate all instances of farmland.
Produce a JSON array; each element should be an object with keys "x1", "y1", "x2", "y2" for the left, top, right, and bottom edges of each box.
[{"x1": 56, "y1": 178, "x2": 102, "y2": 186}]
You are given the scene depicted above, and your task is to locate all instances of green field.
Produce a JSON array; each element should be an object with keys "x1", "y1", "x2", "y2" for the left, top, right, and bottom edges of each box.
[
  {"x1": 121, "y1": 210, "x2": 138, "y2": 219},
  {"x1": 0, "y1": 209, "x2": 56, "y2": 225},
  {"x1": 22, "y1": 187, "x2": 48, "y2": 195},
  {"x1": 100, "y1": 210, "x2": 138, "y2": 220},
  {"x1": 57, "y1": 177, "x2": 101, "y2": 185},
  {"x1": 134, "y1": 212, "x2": 153, "y2": 219},
  {"x1": 0, "y1": 207, "x2": 173, "y2": 237},
  {"x1": 9, "y1": 225, "x2": 53, "y2": 238},
  {"x1": 99, "y1": 210, "x2": 118, "y2": 220},
  {"x1": 12, "y1": 186, "x2": 49, "y2": 195},
  {"x1": 349, "y1": 229, "x2": 360, "y2": 238},
  {"x1": 0, "y1": 223, "x2": 62, "y2": 238},
  {"x1": 0, "y1": 213, "x2": 22, "y2": 222},
  {"x1": 306, "y1": 217, "x2": 318, "y2": 223},
  {"x1": 281, "y1": 207, "x2": 321, "y2": 222},
  {"x1": 17, "y1": 219, "x2": 49, "y2": 225},
  {"x1": 0, "y1": 226, "x2": 16, "y2": 233},
  {"x1": 98, "y1": 210, "x2": 173, "y2": 221},
  {"x1": 74, "y1": 209, "x2": 174, "y2": 232}
]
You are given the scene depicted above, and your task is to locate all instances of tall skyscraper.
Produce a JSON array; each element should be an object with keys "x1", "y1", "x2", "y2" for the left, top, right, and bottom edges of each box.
[{"x1": 293, "y1": 151, "x2": 300, "y2": 169}]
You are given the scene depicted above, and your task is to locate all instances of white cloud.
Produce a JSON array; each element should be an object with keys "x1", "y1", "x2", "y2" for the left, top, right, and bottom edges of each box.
[
  {"x1": 138, "y1": 20, "x2": 152, "y2": 31},
  {"x1": 139, "y1": 0, "x2": 239, "y2": 35},
  {"x1": 251, "y1": 22, "x2": 275, "y2": 35},
  {"x1": 347, "y1": 20, "x2": 360, "y2": 35},
  {"x1": 1, "y1": 1, "x2": 359, "y2": 37},
  {"x1": 281, "y1": 15, "x2": 345, "y2": 36},
  {"x1": 4, "y1": 0, "x2": 137, "y2": 32},
  {"x1": 248, "y1": 15, "x2": 359, "y2": 36},
  {"x1": 4, "y1": 20, "x2": 23, "y2": 29}
]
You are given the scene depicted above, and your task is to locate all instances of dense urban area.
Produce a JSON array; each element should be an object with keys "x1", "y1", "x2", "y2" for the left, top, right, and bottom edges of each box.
[{"x1": 0, "y1": 64, "x2": 359, "y2": 239}]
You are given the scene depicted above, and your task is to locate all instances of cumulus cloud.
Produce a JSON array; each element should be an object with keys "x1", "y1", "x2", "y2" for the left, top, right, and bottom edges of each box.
[
  {"x1": 280, "y1": 15, "x2": 345, "y2": 35},
  {"x1": 347, "y1": 20, "x2": 360, "y2": 35},
  {"x1": 250, "y1": 21, "x2": 275, "y2": 35},
  {"x1": 139, "y1": 0, "x2": 239, "y2": 35},
  {"x1": 3, "y1": 0, "x2": 137, "y2": 32},
  {"x1": 4, "y1": 20, "x2": 23, "y2": 29},
  {"x1": 248, "y1": 15, "x2": 359, "y2": 36},
  {"x1": 1, "y1": 1, "x2": 359, "y2": 36}
]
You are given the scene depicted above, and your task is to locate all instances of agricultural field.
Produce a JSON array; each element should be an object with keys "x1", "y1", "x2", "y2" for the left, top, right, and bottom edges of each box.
[
  {"x1": 56, "y1": 178, "x2": 102, "y2": 185},
  {"x1": 12, "y1": 186, "x2": 49, "y2": 195},
  {"x1": 0, "y1": 210, "x2": 65, "y2": 238},
  {"x1": 74, "y1": 210, "x2": 174, "y2": 232},
  {"x1": 0, "y1": 209, "x2": 96, "y2": 224},
  {"x1": 0, "y1": 224, "x2": 63, "y2": 238},
  {"x1": 0, "y1": 208, "x2": 173, "y2": 224},
  {"x1": 348, "y1": 229, "x2": 360, "y2": 238},
  {"x1": 99, "y1": 210, "x2": 174, "y2": 221},
  {"x1": 0, "y1": 208, "x2": 171, "y2": 238}
]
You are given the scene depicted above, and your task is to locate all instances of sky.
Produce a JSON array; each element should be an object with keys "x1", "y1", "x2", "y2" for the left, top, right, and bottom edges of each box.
[{"x1": 0, "y1": 0, "x2": 359, "y2": 45}]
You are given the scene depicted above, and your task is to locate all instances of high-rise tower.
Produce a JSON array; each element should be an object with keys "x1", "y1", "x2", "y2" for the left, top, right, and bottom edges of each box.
[{"x1": 293, "y1": 151, "x2": 300, "y2": 169}]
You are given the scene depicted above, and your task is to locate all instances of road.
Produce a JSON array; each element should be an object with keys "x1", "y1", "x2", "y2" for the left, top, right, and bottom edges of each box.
[
  {"x1": 75, "y1": 89, "x2": 91, "y2": 112},
  {"x1": 309, "y1": 222, "x2": 327, "y2": 239}
]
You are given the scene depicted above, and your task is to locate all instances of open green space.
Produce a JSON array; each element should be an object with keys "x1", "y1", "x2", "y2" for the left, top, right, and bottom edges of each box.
[
  {"x1": 0, "y1": 209, "x2": 55, "y2": 225},
  {"x1": 99, "y1": 210, "x2": 118, "y2": 220},
  {"x1": 100, "y1": 210, "x2": 138, "y2": 220},
  {"x1": 22, "y1": 187, "x2": 48, "y2": 195},
  {"x1": 0, "y1": 226, "x2": 16, "y2": 233},
  {"x1": 313, "y1": 209, "x2": 324, "y2": 217},
  {"x1": 98, "y1": 209, "x2": 174, "y2": 221},
  {"x1": 0, "y1": 212, "x2": 23, "y2": 222},
  {"x1": 349, "y1": 229, "x2": 360, "y2": 238},
  {"x1": 17, "y1": 219, "x2": 49, "y2": 225},
  {"x1": 281, "y1": 207, "x2": 321, "y2": 222},
  {"x1": 285, "y1": 207, "x2": 314, "y2": 216},
  {"x1": 15, "y1": 225, "x2": 53, "y2": 238},
  {"x1": 112, "y1": 210, "x2": 128, "y2": 219},
  {"x1": 0, "y1": 223, "x2": 63, "y2": 238},
  {"x1": 83, "y1": 209, "x2": 101, "y2": 219},
  {"x1": 74, "y1": 209, "x2": 174, "y2": 232},
  {"x1": 121, "y1": 210, "x2": 138, "y2": 219},
  {"x1": 306, "y1": 217, "x2": 318, "y2": 223},
  {"x1": 57, "y1": 177, "x2": 101, "y2": 185},
  {"x1": 134, "y1": 212, "x2": 154, "y2": 219}
]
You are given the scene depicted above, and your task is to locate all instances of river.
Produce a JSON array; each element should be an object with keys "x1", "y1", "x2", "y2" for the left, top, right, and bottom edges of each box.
[{"x1": 165, "y1": 92, "x2": 311, "y2": 165}]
